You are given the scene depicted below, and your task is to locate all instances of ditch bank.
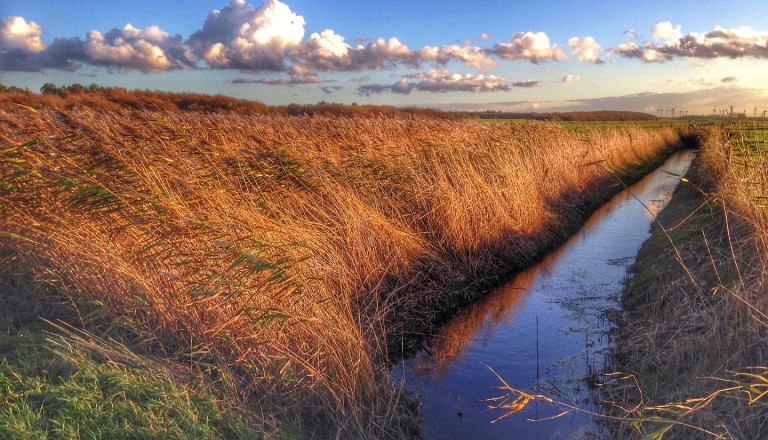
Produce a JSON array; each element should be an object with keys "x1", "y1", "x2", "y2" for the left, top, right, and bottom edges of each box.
[
  {"x1": 607, "y1": 128, "x2": 768, "y2": 439},
  {"x1": 384, "y1": 131, "x2": 700, "y2": 361}
]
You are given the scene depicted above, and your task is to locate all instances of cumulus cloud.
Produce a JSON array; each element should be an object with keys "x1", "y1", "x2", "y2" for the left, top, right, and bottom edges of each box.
[
  {"x1": 0, "y1": 16, "x2": 44, "y2": 52},
  {"x1": 399, "y1": 70, "x2": 511, "y2": 93},
  {"x1": 188, "y1": 0, "x2": 306, "y2": 71},
  {"x1": 358, "y1": 69, "x2": 512, "y2": 95},
  {"x1": 562, "y1": 74, "x2": 580, "y2": 83},
  {"x1": 293, "y1": 32, "x2": 417, "y2": 71},
  {"x1": 0, "y1": 16, "x2": 82, "y2": 71},
  {"x1": 417, "y1": 44, "x2": 497, "y2": 70},
  {"x1": 294, "y1": 29, "x2": 351, "y2": 70},
  {"x1": 568, "y1": 36, "x2": 604, "y2": 64},
  {"x1": 652, "y1": 21, "x2": 683, "y2": 43},
  {"x1": 721, "y1": 76, "x2": 738, "y2": 84},
  {"x1": 84, "y1": 24, "x2": 194, "y2": 72},
  {"x1": 491, "y1": 32, "x2": 567, "y2": 63},
  {"x1": 479, "y1": 33, "x2": 490, "y2": 40},
  {"x1": 612, "y1": 22, "x2": 768, "y2": 62},
  {"x1": 349, "y1": 37, "x2": 416, "y2": 69},
  {"x1": 1, "y1": 16, "x2": 192, "y2": 72}
]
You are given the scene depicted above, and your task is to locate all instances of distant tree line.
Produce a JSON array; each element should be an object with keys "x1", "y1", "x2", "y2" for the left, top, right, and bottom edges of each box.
[
  {"x1": 468, "y1": 110, "x2": 659, "y2": 121},
  {"x1": 0, "y1": 82, "x2": 461, "y2": 120}
]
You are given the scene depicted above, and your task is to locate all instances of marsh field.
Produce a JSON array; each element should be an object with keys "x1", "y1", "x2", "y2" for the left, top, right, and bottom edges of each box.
[{"x1": 1, "y1": 88, "x2": 766, "y2": 439}]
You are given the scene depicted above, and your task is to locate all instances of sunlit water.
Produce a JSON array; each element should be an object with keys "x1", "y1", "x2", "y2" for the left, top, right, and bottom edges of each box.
[{"x1": 392, "y1": 150, "x2": 697, "y2": 440}]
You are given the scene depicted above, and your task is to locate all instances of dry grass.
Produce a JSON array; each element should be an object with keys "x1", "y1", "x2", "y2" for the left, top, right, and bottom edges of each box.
[
  {"x1": 0, "y1": 102, "x2": 686, "y2": 437},
  {"x1": 608, "y1": 122, "x2": 768, "y2": 439}
]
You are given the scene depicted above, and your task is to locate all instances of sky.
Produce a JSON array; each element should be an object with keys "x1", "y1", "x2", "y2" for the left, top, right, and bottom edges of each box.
[{"x1": 1, "y1": 0, "x2": 767, "y2": 115}]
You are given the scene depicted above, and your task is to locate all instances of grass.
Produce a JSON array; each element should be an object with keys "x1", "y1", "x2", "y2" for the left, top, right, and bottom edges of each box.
[
  {"x1": 605, "y1": 121, "x2": 768, "y2": 439},
  {"x1": 0, "y1": 91, "x2": 693, "y2": 438},
  {"x1": 0, "y1": 255, "x2": 270, "y2": 440}
]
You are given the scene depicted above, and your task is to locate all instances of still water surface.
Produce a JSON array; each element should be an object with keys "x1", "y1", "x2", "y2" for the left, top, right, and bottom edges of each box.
[{"x1": 392, "y1": 150, "x2": 697, "y2": 440}]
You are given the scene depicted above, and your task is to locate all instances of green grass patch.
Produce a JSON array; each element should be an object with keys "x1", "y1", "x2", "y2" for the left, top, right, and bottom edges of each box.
[{"x1": 0, "y1": 264, "x2": 268, "y2": 440}]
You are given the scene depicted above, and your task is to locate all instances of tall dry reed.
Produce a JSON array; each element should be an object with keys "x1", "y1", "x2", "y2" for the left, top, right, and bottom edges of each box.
[
  {"x1": 0, "y1": 106, "x2": 685, "y2": 437},
  {"x1": 610, "y1": 122, "x2": 768, "y2": 439}
]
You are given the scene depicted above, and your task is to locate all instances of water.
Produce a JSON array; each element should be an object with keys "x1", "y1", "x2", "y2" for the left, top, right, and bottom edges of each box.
[{"x1": 392, "y1": 150, "x2": 697, "y2": 440}]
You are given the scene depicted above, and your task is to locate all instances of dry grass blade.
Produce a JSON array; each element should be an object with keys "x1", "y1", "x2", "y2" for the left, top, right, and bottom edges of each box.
[{"x1": 0, "y1": 96, "x2": 692, "y2": 437}]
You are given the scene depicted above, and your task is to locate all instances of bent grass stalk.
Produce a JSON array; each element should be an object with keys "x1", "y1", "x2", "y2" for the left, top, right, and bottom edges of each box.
[
  {"x1": 485, "y1": 122, "x2": 768, "y2": 439},
  {"x1": 0, "y1": 103, "x2": 689, "y2": 437}
]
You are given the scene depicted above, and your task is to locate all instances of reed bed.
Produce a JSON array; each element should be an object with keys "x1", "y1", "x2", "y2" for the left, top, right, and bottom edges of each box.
[
  {"x1": 610, "y1": 122, "x2": 768, "y2": 439},
  {"x1": 0, "y1": 103, "x2": 685, "y2": 437}
]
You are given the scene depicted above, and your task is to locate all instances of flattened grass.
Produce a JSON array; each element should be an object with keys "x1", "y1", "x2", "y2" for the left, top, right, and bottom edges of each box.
[{"x1": 0, "y1": 100, "x2": 691, "y2": 437}]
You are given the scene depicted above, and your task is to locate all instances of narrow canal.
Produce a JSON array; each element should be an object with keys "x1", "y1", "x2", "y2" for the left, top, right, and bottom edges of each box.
[{"x1": 392, "y1": 149, "x2": 697, "y2": 439}]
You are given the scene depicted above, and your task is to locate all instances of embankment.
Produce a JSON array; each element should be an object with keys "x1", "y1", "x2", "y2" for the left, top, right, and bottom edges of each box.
[
  {"x1": 609, "y1": 123, "x2": 768, "y2": 439},
  {"x1": 0, "y1": 99, "x2": 693, "y2": 438}
]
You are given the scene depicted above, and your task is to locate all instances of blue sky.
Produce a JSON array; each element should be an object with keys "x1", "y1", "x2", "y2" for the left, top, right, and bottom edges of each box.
[{"x1": 1, "y1": 0, "x2": 767, "y2": 114}]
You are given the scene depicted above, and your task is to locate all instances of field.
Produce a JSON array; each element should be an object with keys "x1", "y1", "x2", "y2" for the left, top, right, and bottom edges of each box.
[{"x1": 0, "y1": 89, "x2": 693, "y2": 438}]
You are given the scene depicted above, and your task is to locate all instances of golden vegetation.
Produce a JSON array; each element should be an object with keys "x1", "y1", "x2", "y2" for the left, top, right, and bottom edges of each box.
[
  {"x1": 609, "y1": 122, "x2": 768, "y2": 439},
  {"x1": 0, "y1": 91, "x2": 688, "y2": 437},
  {"x1": 0, "y1": 83, "x2": 460, "y2": 119}
]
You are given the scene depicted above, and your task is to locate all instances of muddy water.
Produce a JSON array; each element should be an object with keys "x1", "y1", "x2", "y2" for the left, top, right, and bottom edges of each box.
[{"x1": 392, "y1": 150, "x2": 697, "y2": 440}]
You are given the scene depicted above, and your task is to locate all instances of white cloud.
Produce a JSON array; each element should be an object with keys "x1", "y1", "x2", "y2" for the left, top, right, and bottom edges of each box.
[
  {"x1": 567, "y1": 36, "x2": 604, "y2": 64},
  {"x1": 350, "y1": 37, "x2": 416, "y2": 69},
  {"x1": 188, "y1": 0, "x2": 306, "y2": 71},
  {"x1": 296, "y1": 29, "x2": 351, "y2": 70},
  {"x1": 84, "y1": 24, "x2": 194, "y2": 72},
  {"x1": 293, "y1": 31, "x2": 418, "y2": 71},
  {"x1": 652, "y1": 21, "x2": 683, "y2": 43},
  {"x1": 417, "y1": 44, "x2": 496, "y2": 70},
  {"x1": 612, "y1": 23, "x2": 768, "y2": 63},
  {"x1": 0, "y1": 16, "x2": 44, "y2": 52},
  {"x1": 479, "y1": 33, "x2": 490, "y2": 40},
  {"x1": 491, "y1": 31, "x2": 567, "y2": 63},
  {"x1": 403, "y1": 69, "x2": 511, "y2": 93},
  {"x1": 358, "y1": 69, "x2": 512, "y2": 95},
  {"x1": 562, "y1": 74, "x2": 581, "y2": 83}
]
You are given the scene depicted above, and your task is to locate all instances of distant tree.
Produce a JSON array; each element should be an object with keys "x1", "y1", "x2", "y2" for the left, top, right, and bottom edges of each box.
[{"x1": 40, "y1": 83, "x2": 60, "y2": 95}]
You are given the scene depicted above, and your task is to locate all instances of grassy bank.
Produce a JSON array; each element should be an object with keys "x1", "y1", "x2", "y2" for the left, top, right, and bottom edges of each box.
[
  {"x1": 0, "y1": 261, "x2": 268, "y2": 439},
  {"x1": 1, "y1": 93, "x2": 691, "y2": 438},
  {"x1": 609, "y1": 122, "x2": 768, "y2": 438}
]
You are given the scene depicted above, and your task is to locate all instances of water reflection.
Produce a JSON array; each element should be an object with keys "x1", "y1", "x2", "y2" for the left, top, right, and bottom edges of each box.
[{"x1": 393, "y1": 150, "x2": 697, "y2": 440}]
